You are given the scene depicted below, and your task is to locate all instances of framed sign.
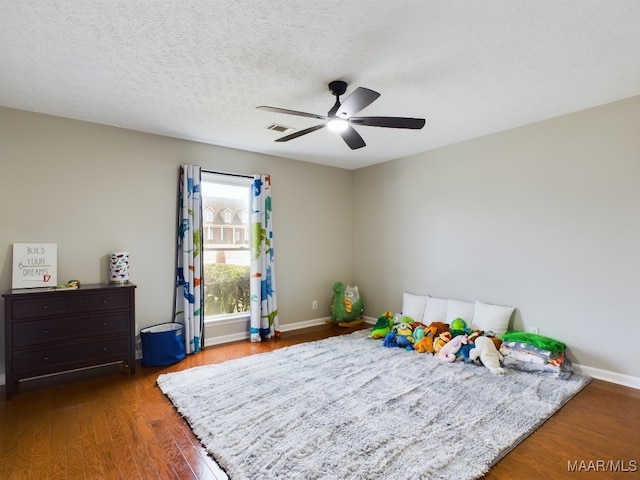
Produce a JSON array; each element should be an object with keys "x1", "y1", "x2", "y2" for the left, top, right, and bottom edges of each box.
[{"x1": 12, "y1": 243, "x2": 58, "y2": 289}]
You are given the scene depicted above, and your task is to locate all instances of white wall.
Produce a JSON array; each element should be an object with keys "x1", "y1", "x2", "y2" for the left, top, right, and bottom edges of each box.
[
  {"x1": 353, "y1": 96, "x2": 640, "y2": 380},
  {"x1": 0, "y1": 107, "x2": 353, "y2": 379}
]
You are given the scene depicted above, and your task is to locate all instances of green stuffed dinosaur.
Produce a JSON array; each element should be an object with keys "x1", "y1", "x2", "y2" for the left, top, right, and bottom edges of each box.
[{"x1": 330, "y1": 281, "x2": 364, "y2": 326}]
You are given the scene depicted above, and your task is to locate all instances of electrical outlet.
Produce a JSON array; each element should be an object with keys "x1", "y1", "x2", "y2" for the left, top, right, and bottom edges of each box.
[
  {"x1": 528, "y1": 326, "x2": 539, "y2": 334},
  {"x1": 312, "y1": 300, "x2": 318, "y2": 310}
]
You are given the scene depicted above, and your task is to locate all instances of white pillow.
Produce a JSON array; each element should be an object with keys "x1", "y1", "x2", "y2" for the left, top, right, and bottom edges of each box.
[
  {"x1": 422, "y1": 296, "x2": 449, "y2": 324},
  {"x1": 445, "y1": 299, "x2": 475, "y2": 326},
  {"x1": 402, "y1": 292, "x2": 427, "y2": 321},
  {"x1": 471, "y1": 301, "x2": 515, "y2": 337}
]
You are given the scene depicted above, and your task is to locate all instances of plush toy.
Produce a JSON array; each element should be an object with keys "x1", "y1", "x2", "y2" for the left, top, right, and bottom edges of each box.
[
  {"x1": 413, "y1": 321, "x2": 448, "y2": 354},
  {"x1": 456, "y1": 331, "x2": 477, "y2": 360},
  {"x1": 383, "y1": 330, "x2": 398, "y2": 348},
  {"x1": 438, "y1": 334, "x2": 468, "y2": 362},
  {"x1": 52, "y1": 279, "x2": 81, "y2": 290},
  {"x1": 383, "y1": 319, "x2": 415, "y2": 349},
  {"x1": 395, "y1": 320, "x2": 415, "y2": 349},
  {"x1": 469, "y1": 336, "x2": 505, "y2": 374},
  {"x1": 457, "y1": 331, "x2": 482, "y2": 362},
  {"x1": 485, "y1": 332, "x2": 503, "y2": 351},
  {"x1": 330, "y1": 281, "x2": 364, "y2": 326},
  {"x1": 412, "y1": 325, "x2": 426, "y2": 343},
  {"x1": 433, "y1": 331, "x2": 452, "y2": 354},
  {"x1": 371, "y1": 311, "x2": 394, "y2": 339},
  {"x1": 428, "y1": 321, "x2": 450, "y2": 336},
  {"x1": 414, "y1": 335, "x2": 434, "y2": 353},
  {"x1": 450, "y1": 317, "x2": 467, "y2": 331},
  {"x1": 450, "y1": 317, "x2": 471, "y2": 337},
  {"x1": 458, "y1": 343, "x2": 474, "y2": 363}
]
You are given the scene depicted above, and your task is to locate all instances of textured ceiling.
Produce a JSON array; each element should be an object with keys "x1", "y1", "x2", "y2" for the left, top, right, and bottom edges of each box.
[{"x1": 1, "y1": 1, "x2": 639, "y2": 170}]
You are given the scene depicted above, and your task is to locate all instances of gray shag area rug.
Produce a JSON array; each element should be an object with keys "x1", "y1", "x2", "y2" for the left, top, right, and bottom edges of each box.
[{"x1": 157, "y1": 329, "x2": 590, "y2": 480}]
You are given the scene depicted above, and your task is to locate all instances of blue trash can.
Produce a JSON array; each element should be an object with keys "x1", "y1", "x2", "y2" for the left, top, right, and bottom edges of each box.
[{"x1": 140, "y1": 323, "x2": 186, "y2": 367}]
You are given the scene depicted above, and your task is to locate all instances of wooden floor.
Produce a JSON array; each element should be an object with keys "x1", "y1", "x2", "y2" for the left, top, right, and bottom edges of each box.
[{"x1": 1, "y1": 323, "x2": 638, "y2": 479}]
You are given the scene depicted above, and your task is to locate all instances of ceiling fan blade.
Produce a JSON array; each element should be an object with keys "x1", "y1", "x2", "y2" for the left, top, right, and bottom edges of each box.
[
  {"x1": 340, "y1": 125, "x2": 366, "y2": 150},
  {"x1": 257, "y1": 106, "x2": 327, "y2": 121},
  {"x1": 350, "y1": 116, "x2": 426, "y2": 129},
  {"x1": 336, "y1": 87, "x2": 380, "y2": 118},
  {"x1": 275, "y1": 123, "x2": 326, "y2": 142}
]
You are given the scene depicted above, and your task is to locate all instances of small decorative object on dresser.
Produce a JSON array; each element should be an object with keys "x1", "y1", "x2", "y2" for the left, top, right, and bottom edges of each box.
[
  {"x1": 2, "y1": 282, "x2": 136, "y2": 400},
  {"x1": 109, "y1": 252, "x2": 130, "y2": 283}
]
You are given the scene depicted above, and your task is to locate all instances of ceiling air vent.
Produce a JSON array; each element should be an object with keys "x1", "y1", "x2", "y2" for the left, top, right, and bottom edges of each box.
[{"x1": 265, "y1": 123, "x2": 294, "y2": 134}]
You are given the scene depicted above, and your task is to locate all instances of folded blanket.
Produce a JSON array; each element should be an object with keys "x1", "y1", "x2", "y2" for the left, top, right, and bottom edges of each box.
[
  {"x1": 500, "y1": 341, "x2": 548, "y2": 365},
  {"x1": 501, "y1": 331, "x2": 566, "y2": 354},
  {"x1": 500, "y1": 334, "x2": 573, "y2": 379},
  {"x1": 502, "y1": 355, "x2": 573, "y2": 380},
  {"x1": 500, "y1": 340, "x2": 567, "y2": 364}
]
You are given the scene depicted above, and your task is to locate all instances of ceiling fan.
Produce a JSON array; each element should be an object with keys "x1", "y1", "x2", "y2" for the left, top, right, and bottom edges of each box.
[{"x1": 257, "y1": 80, "x2": 426, "y2": 150}]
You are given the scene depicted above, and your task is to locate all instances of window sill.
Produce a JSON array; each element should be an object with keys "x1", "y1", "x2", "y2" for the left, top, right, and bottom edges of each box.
[{"x1": 205, "y1": 312, "x2": 249, "y2": 326}]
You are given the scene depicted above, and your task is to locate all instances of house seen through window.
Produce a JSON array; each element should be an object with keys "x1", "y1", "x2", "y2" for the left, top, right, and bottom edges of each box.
[{"x1": 201, "y1": 172, "x2": 252, "y2": 320}]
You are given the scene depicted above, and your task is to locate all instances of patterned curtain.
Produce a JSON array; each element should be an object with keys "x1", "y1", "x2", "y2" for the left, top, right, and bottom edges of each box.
[
  {"x1": 174, "y1": 165, "x2": 204, "y2": 354},
  {"x1": 250, "y1": 174, "x2": 280, "y2": 342}
]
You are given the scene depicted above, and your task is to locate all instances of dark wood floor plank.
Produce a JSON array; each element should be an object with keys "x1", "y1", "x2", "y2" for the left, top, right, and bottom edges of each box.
[
  {"x1": 168, "y1": 421, "x2": 225, "y2": 480},
  {"x1": 48, "y1": 397, "x2": 69, "y2": 480},
  {"x1": 62, "y1": 400, "x2": 88, "y2": 480},
  {"x1": 104, "y1": 397, "x2": 158, "y2": 480},
  {"x1": 27, "y1": 393, "x2": 53, "y2": 480},
  {"x1": 132, "y1": 407, "x2": 184, "y2": 480},
  {"x1": 3, "y1": 396, "x2": 39, "y2": 480},
  {"x1": 103, "y1": 379, "x2": 153, "y2": 480},
  {"x1": 77, "y1": 397, "x2": 108, "y2": 480}
]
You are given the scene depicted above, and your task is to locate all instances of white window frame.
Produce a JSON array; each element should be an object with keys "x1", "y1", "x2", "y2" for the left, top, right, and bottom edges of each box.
[{"x1": 201, "y1": 171, "x2": 252, "y2": 329}]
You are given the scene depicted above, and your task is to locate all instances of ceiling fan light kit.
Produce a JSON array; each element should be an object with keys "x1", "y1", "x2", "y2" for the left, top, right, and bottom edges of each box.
[
  {"x1": 257, "y1": 80, "x2": 425, "y2": 150},
  {"x1": 327, "y1": 118, "x2": 349, "y2": 132}
]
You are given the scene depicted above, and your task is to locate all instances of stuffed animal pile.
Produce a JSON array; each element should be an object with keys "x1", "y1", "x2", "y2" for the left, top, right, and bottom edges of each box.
[{"x1": 375, "y1": 312, "x2": 506, "y2": 374}]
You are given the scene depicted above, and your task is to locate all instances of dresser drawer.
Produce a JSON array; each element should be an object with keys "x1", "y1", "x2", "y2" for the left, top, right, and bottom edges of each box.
[
  {"x1": 13, "y1": 336, "x2": 131, "y2": 376},
  {"x1": 76, "y1": 291, "x2": 130, "y2": 312},
  {"x1": 13, "y1": 312, "x2": 130, "y2": 348},
  {"x1": 11, "y1": 296, "x2": 74, "y2": 319}
]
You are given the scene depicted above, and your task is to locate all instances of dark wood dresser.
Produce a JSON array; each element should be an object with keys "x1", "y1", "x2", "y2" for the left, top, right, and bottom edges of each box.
[{"x1": 3, "y1": 283, "x2": 136, "y2": 400}]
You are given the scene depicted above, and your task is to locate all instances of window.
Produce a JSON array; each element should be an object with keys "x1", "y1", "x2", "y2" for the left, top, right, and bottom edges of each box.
[{"x1": 201, "y1": 172, "x2": 252, "y2": 320}]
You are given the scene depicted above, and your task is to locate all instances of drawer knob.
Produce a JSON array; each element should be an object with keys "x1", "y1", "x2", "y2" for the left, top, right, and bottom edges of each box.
[
  {"x1": 43, "y1": 329, "x2": 49, "y2": 334},
  {"x1": 101, "y1": 299, "x2": 108, "y2": 304},
  {"x1": 102, "y1": 322, "x2": 108, "y2": 327},
  {"x1": 43, "y1": 356, "x2": 49, "y2": 361},
  {"x1": 42, "y1": 305, "x2": 49, "y2": 310},
  {"x1": 102, "y1": 347, "x2": 108, "y2": 352}
]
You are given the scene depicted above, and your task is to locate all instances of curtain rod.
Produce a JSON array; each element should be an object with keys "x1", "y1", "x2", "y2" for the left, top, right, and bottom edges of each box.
[{"x1": 202, "y1": 169, "x2": 253, "y2": 179}]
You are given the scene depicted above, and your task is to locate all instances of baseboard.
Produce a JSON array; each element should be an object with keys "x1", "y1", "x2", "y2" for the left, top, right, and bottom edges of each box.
[
  {"x1": 573, "y1": 364, "x2": 640, "y2": 390},
  {"x1": 204, "y1": 317, "x2": 330, "y2": 346},
  {"x1": 204, "y1": 316, "x2": 376, "y2": 347},
  {"x1": 204, "y1": 330, "x2": 249, "y2": 346},
  {"x1": 279, "y1": 317, "x2": 332, "y2": 331}
]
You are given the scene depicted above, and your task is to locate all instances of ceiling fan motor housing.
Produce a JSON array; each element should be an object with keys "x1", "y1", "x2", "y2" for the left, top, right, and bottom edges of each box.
[{"x1": 328, "y1": 80, "x2": 348, "y2": 97}]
